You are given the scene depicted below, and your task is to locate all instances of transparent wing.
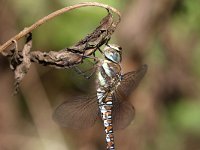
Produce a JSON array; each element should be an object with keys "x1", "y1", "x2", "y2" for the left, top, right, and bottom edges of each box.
[
  {"x1": 112, "y1": 92, "x2": 135, "y2": 130},
  {"x1": 111, "y1": 64, "x2": 147, "y2": 130},
  {"x1": 53, "y1": 94, "x2": 99, "y2": 129},
  {"x1": 116, "y1": 64, "x2": 148, "y2": 100}
]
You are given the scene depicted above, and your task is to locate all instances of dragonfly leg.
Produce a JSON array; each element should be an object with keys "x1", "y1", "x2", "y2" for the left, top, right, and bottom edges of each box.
[
  {"x1": 85, "y1": 53, "x2": 98, "y2": 66},
  {"x1": 74, "y1": 54, "x2": 99, "y2": 79},
  {"x1": 83, "y1": 55, "x2": 99, "y2": 63},
  {"x1": 74, "y1": 65, "x2": 97, "y2": 79},
  {"x1": 98, "y1": 47, "x2": 104, "y2": 55}
]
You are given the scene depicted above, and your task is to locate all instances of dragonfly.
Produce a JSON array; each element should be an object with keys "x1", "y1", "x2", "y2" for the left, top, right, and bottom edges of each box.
[{"x1": 53, "y1": 44, "x2": 147, "y2": 150}]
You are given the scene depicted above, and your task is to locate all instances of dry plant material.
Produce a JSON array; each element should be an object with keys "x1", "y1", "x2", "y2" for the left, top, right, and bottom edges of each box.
[
  {"x1": 11, "y1": 33, "x2": 32, "y2": 93},
  {"x1": 0, "y1": 2, "x2": 121, "y2": 93}
]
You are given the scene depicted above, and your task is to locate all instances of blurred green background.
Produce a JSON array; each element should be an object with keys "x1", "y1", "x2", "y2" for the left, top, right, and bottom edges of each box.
[{"x1": 0, "y1": 0, "x2": 200, "y2": 150}]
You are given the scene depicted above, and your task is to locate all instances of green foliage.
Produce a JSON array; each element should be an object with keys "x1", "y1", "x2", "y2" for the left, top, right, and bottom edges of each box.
[{"x1": 172, "y1": 100, "x2": 200, "y2": 134}]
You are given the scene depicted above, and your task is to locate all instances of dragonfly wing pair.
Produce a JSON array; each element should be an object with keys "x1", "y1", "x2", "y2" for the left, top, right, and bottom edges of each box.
[
  {"x1": 112, "y1": 64, "x2": 147, "y2": 130},
  {"x1": 53, "y1": 64, "x2": 147, "y2": 130}
]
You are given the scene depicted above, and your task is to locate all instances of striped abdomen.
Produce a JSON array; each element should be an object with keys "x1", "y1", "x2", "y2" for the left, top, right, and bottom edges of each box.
[{"x1": 97, "y1": 90, "x2": 115, "y2": 150}]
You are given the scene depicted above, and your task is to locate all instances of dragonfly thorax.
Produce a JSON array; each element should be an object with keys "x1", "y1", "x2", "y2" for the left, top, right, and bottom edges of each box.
[
  {"x1": 97, "y1": 59, "x2": 121, "y2": 90},
  {"x1": 97, "y1": 44, "x2": 122, "y2": 94}
]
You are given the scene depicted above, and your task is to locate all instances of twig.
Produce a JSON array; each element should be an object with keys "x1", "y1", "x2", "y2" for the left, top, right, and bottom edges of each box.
[{"x1": 0, "y1": 2, "x2": 121, "y2": 53}]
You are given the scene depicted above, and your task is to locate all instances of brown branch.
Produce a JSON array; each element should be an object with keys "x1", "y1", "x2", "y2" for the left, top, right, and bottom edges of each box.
[
  {"x1": 7, "y1": 11, "x2": 119, "y2": 69},
  {"x1": 0, "y1": 2, "x2": 121, "y2": 53}
]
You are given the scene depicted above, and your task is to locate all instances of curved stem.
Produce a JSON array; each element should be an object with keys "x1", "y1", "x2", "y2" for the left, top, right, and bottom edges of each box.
[{"x1": 0, "y1": 2, "x2": 121, "y2": 53}]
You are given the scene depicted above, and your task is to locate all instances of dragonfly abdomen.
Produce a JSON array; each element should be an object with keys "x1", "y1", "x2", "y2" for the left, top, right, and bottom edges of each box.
[{"x1": 98, "y1": 93, "x2": 115, "y2": 150}]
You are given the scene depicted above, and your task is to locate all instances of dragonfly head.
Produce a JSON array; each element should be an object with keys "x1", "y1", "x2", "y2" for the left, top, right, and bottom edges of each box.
[{"x1": 103, "y1": 44, "x2": 122, "y2": 63}]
